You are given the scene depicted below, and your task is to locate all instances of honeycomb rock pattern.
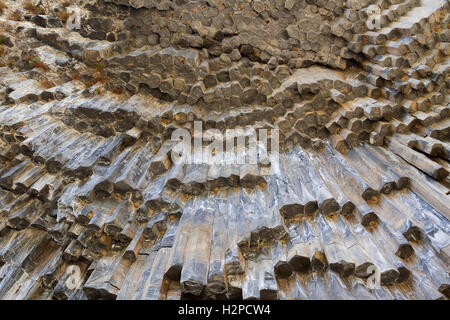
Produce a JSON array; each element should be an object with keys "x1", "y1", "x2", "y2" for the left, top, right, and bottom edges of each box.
[{"x1": 0, "y1": 0, "x2": 448, "y2": 300}]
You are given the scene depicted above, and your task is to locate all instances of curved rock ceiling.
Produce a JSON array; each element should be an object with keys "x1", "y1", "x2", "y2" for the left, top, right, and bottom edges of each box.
[{"x1": 0, "y1": 0, "x2": 449, "y2": 299}]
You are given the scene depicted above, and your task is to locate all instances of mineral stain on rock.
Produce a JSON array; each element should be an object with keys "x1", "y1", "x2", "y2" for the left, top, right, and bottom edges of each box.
[{"x1": 0, "y1": 0, "x2": 448, "y2": 300}]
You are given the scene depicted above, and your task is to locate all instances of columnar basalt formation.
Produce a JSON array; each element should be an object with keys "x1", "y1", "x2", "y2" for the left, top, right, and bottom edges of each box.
[{"x1": 0, "y1": 0, "x2": 449, "y2": 300}]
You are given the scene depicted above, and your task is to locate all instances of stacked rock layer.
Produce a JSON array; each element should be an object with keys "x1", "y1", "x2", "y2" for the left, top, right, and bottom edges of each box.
[{"x1": 0, "y1": 0, "x2": 449, "y2": 299}]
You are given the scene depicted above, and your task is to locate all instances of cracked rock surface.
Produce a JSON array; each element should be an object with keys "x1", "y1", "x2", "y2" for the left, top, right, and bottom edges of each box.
[{"x1": 0, "y1": 0, "x2": 449, "y2": 300}]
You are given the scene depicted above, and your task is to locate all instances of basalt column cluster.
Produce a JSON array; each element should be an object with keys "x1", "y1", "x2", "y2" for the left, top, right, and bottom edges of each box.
[{"x1": 0, "y1": 0, "x2": 449, "y2": 300}]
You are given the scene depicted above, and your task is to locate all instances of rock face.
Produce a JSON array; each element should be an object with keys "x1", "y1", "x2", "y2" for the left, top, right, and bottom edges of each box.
[{"x1": 0, "y1": 0, "x2": 449, "y2": 300}]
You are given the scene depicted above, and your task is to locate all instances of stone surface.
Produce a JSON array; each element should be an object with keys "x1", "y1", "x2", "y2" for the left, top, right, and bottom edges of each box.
[{"x1": 0, "y1": 0, "x2": 448, "y2": 301}]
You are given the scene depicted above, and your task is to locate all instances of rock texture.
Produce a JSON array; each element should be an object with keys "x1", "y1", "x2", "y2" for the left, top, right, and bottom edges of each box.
[{"x1": 0, "y1": 0, "x2": 449, "y2": 300}]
